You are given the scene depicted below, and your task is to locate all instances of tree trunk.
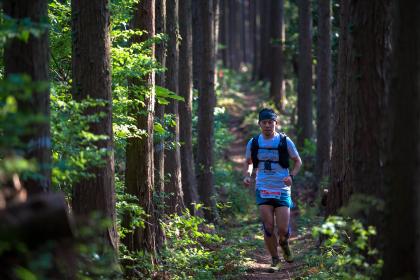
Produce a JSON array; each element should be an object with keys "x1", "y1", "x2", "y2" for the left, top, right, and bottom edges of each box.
[
  {"x1": 327, "y1": 0, "x2": 392, "y2": 225},
  {"x1": 251, "y1": 0, "x2": 261, "y2": 80},
  {"x1": 197, "y1": 0, "x2": 218, "y2": 222},
  {"x1": 192, "y1": 1, "x2": 202, "y2": 90},
  {"x1": 71, "y1": 0, "x2": 118, "y2": 251},
  {"x1": 3, "y1": 0, "x2": 51, "y2": 195},
  {"x1": 228, "y1": 0, "x2": 241, "y2": 71},
  {"x1": 179, "y1": 0, "x2": 199, "y2": 215},
  {"x1": 165, "y1": 0, "x2": 184, "y2": 214},
  {"x1": 315, "y1": 0, "x2": 332, "y2": 183},
  {"x1": 258, "y1": 0, "x2": 272, "y2": 81},
  {"x1": 269, "y1": 0, "x2": 285, "y2": 112},
  {"x1": 123, "y1": 0, "x2": 157, "y2": 256},
  {"x1": 219, "y1": 0, "x2": 229, "y2": 68},
  {"x1": 383, "y1": 1, "x2": 420, "y2": 278},
  {"x1": 154, "y1": 0, "x2": 166, "y2": 252},
  {"x1": 297, "y1": 0, "x2": 313, "y2": 147},
  {"x1": 239, "y1": 0, "x2": 246, "y2": 64}
]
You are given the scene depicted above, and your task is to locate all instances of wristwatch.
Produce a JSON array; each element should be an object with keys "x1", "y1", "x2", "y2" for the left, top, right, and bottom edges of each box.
[{"x1": 289, "y1": 174, "x2": 294, "y2": 181}]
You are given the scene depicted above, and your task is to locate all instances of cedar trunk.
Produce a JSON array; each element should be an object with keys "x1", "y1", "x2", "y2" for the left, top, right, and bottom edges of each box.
[
  {"x1": 297, "y1": 0, "x2": 313, "y2": 147},
  {"x1": 71, "y1": 0, "x2": 118, "y2": 250},
  {"x1": 268, "y1": 0, "x2": 285, "y2": 112},
  {"x1": 123, "y1": 0, "x2": 157, "y2": 255},
  {"x1": 197, "y1": 0, "x2": 217, "y2": 222},
  {"x1": 154, "y1": 0, "x2": 166, "y2": 251},
  {"x1": 383, "y1": 1, "x2": 420, "y2": 278},
  {"x1": 165, "y1": 0, "x2": 184, "y2": 214},
  {"x1": 3, "y1": 0, "x2": 51, "y2": 195},
  {"x1": 228, "y1": 0, "x2": 240, "y2": 71},
  {"x1": 251, "y1": 0, "x2": 261, "y2": 80},
  {"x1": 220, "y1": 0, "x2": 230, "y2": 68},
  {"x1": 327, "y1": 0, "x2": 391, "y2": 227},
  {"x1": 258, "y1": 0, "x2": 271, "y2": 81},
  {"x1": 192, "y1": 1, "x2": 202, "y2": 90},
  {"x1": 315, "y1": 0, "x2": 332, "y2": 182},
  {"x1": 179, "y1": 0, "x2": 199, "y2": 214}
]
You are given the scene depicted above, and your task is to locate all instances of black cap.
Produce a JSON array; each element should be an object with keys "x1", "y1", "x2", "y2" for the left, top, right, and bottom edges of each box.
[{"x1": 258, "y1": 108, "x2": 277, "y2": 122}]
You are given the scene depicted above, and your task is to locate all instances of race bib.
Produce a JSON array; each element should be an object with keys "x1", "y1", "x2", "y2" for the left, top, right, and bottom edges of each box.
[{"x1": 260, "y1": 189, "x2": 282, "y2": 199}]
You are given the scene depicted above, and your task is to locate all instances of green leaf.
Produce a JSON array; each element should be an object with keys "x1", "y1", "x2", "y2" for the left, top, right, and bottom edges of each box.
[
  {"x1": 14, "y1": 267, "x2": 37, "y2": 280},
  {"x1": 21, "y1": 30, "x2": 30, "y2": 42},
  {"x1": 154, "y1": 122, "x2": 165, "y2": 134},
  {"x1": 156, "y1": 86, "x2": 185, "y2": 102}
]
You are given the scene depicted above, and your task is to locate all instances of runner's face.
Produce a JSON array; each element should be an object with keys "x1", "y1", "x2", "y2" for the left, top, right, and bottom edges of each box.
[{"x1": 259, "y1": 119, "x2": 276, "y2": 136}]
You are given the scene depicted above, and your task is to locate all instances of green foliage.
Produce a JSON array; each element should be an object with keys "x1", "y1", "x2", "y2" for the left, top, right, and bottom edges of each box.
[
  {"x1": 299, "y1": 216, "x2": 383, "y2": 279},
  {"x1": 75, "y1": 213, "x2": 122, "y2": 279},
  {"x1": 115, "y1": 177, "x2": 147, "y2": 240},
  {"x1": 0, "y1": 12, "x2": 49, "y2": 45},
  {"x1": 298, "y1": 138, "x2": 316, "y2": 181},
  {"x1": 160, "y1": 210, "x2": 246, "y2": 279},
  {"x1": 338, "y1": 194, "x2": 384, "y2": 220},
  {"x1": 49, "y1": 0, "x2": 71, "y2": 83},
  {"x1": 50, "y1": 87, "x2": 110, "y2": 194},
  {"x1": 0, "y1": 74, "x2": 50, "y2": 186}
]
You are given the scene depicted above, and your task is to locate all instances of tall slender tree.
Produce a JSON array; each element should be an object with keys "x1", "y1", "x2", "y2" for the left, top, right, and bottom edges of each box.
[
  {"x1": 219, "y1": 0, "x2": 229, "y2": 68},
  {"x1": 192, "y1": 0, "x2": 202, "y2": 89},
  {"x1": 3, "y1": 0, "x2": 51, "y2": 195},
  {"x1": 154, "y1": 0, "x2": 166, "y2": 251},
  {"x1": 251, "y1": 0, "x2": 261, "y2": 80},
  {"x1": 71, "y1": 0, "x2": 118, "y2": 250},
  {"x1": 179, "y1": 0, "x2": 199, "y2": 214},
  {"x1": 197, "y1": 0, "x2": 218, "y2": 222},
  {"x1": 154, "y1": 0, "x2": 166, "y2": 208},
  {"x1": 258, "y1": 0, "x2": 271, "y2": 80},
  {"x1": 123, "y1": 0, "x2": 157, "y2": 255},
  {"x1": 315, "y1": 0, "x2": 332, "y2": 183},
  {"x1": 327, "y1": 0, "x2": 392, "y2": 224},
  {"x1": 228, "y1": 0, "x2": 240, "y2": 71},
  {"x1": 269, "y1": 0, "x2": 285, "y2": 112},
  {"x1": 297, "y1": 0, "x2": 313, "y2": 147},
  {"x1": 165, "y1": 0, "x2": 184, "y2": 213},
  {"x1": 384, "y1": 1, "x2": 420, "y2": 277}
]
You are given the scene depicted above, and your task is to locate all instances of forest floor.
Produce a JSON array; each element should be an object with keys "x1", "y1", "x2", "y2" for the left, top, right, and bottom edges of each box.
[{"x1": 223, "y1": 86, "x2": 317, "y2": 280}]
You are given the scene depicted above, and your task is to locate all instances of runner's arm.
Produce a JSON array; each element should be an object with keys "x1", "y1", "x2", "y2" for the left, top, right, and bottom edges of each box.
[
  {"x1": 289, "y1": 156, "x2": 302, "y2": 177},
  {"x1": 243, "y1": 158, "x2": 253, "y2": 186},
  {"x1": 283, "y1": 155, "x2": 302, "y2": 186}
]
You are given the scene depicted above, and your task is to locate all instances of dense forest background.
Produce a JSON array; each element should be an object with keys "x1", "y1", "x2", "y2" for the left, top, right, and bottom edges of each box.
[{"x1": 0, "y1": 0, "x2": 418, "y2": 279}]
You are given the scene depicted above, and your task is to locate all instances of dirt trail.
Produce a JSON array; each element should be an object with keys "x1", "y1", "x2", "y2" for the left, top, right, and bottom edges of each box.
[{"x1": 225, "y1": 91, "x2": 308, "y2": 279}]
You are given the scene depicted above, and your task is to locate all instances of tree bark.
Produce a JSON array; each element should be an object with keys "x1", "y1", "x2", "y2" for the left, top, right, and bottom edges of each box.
[
  {"x1": 179, "y1": 0, "x2": 199, "y2": 215},
  {"x1": 192, "y1": 1, "x2": 202, "y2": 90},
  {"x1": 0, "y1": 193, "x2": 73, "y2": 246},
  {"x1": 383, "y1": 1, "x2": 420, "y2": 278},
  {"x1": 218, "y1": 0, "x2": 228, "y2": 68},
  {"x1": 258, "y1": 0, "x2": 271, "y2": 80},
  {"x1": 297, "y1": 0, "x2": 313, "y2": 147},
  {"x1": 327, "y1": 0, "x2": 392, "y2": 225},
  {"x1": 165, "y1": 0, "x2": 184, "y2": 214},
  {"x1": 71, "y1": 0, "x2": 118, "y2": 251},
  {"x1": 315, "y1": 0, "x2": 332, "y2": 183},
  {"x1": 197, "y1": 0, "x2": 218, "y2": 222},
  {"x1": 154, "y1": 0, "x2": 166, "y2": 252},
  {"x1": 154, "y1": 0, "x2": 166, "y2": 214},
  {"x1": 3, "y1": 0, "x2": 51, "y2": 195},
  {"x1": 269, "y1": 0, "x2": 285, "y2": 112},
  {"x1": 228, "y1": 0, "x2": 241, "y2": 71},
  {"x1": 251, "y1": 0, "x2": 261, "y2": 80},
  {"x1": 123, "y1": 0, "x2": 157, "y2": 256}
]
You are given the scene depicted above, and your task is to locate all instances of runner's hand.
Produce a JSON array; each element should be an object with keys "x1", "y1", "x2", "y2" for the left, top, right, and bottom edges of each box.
[
  {"x1": 243, "y1": 175, "x2": 252, "y2": 186},
  {"x1": 283, "y1": 176, "x2": 293, "y2": 186}
]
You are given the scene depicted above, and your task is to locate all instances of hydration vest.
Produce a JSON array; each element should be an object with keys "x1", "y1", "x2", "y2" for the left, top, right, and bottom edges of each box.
[{"x1": 250, "y1": 133, "x2": 289, "y2": 169}]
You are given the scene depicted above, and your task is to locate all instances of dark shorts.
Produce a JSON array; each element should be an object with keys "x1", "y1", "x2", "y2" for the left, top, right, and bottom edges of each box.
[{"x1": 255, "y1": 189, "x2": 293, "y2": 208}]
